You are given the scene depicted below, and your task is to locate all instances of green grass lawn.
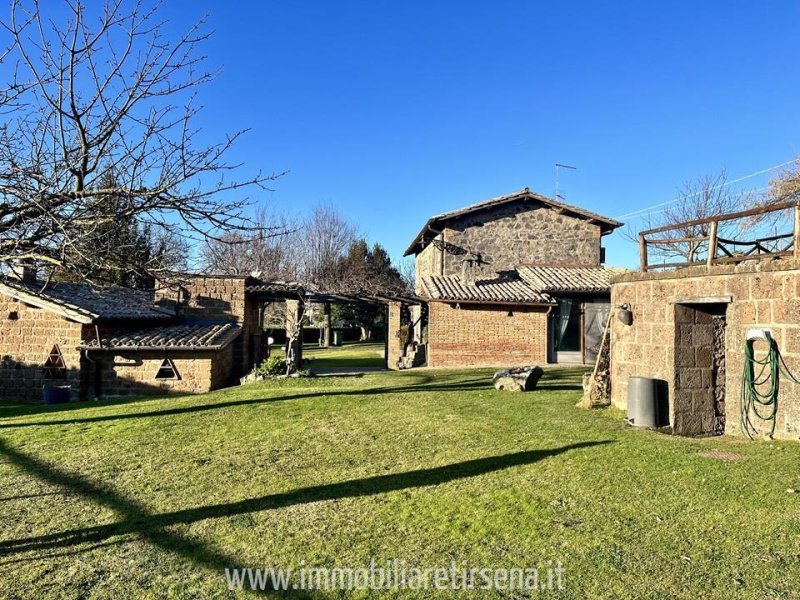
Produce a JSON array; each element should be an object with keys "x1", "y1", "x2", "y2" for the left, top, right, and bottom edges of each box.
[
  {"x1": 266, "y1": 341, "x2": 386, "y2": 370},
  {"x1": 0, "y1": 368, "x2": 799, "y2": 598},
  {"x1": 303, "y1": 341, "x2": 386, "y2": 369}
]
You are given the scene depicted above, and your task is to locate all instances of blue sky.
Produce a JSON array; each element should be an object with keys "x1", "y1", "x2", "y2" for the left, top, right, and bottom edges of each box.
[{"x1": 163, "y1": 1, "x2": 800, "y2": 268}]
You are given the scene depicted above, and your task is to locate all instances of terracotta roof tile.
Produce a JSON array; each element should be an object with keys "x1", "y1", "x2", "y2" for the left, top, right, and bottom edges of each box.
[
  {"x1": 79, "y1": 322, "x2": 241, "y2": 351},
  {"x1": 421, "y1": 274, "x2": 555, "y2": 305},
  {"x1": 0, "y1": 279, "x2": 173, "y2": 323},
  {"x1": 517, "y1": 266, "x2": 614, "y2": 293}
]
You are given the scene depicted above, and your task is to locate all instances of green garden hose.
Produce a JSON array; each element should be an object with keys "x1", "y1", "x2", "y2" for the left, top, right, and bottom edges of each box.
[{"x1": 740, "y1": 332, "x2": 800, "y2": 439}]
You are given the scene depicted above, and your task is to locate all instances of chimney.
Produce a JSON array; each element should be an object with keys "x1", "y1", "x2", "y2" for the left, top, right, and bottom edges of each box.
[
  {"x1": 8, "y1": 259, "x2": 37, "y2": 285},
  {"x1": 461, "y1": 257, "x2": 476, "y2": 286}
]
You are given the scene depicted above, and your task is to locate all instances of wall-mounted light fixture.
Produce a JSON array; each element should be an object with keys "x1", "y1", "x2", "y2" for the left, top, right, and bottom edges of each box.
[
  {"x1": 507, "y1": 310, "x2": 514, "y2": 317},
  {"x1": 617, "y1": 303, "x2": 633, "y2": 326}
]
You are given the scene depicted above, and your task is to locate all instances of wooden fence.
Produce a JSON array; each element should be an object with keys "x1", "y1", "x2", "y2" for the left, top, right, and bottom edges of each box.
[{"x1": 638, "y1": 200, "x2": 800, "y2": 272}]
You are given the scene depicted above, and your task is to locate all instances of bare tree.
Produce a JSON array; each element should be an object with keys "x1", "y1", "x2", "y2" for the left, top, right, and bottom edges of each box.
[
  {"x1": 200, "y1": 206, "x2": 293, "y2": 278},
  {"x1": 625, "y1": 171, "x2": 751, "y2": 264},
  {"x1": 0, "y1": 0, "x2": 280, "y2": 285},
  {"x1": 398, "y1": 256, "x2": 416, "y2": 294},
  {"x1": 296, "y1": 203, "x2": 358, "y2": 289},
  {"x1": 769, "y1": 157, "x2": 800, "y2": 203}
]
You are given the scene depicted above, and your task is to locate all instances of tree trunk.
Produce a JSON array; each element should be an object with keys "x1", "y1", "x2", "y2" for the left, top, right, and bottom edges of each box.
[
  {"x1": 322, "y1": 302, "x2": 331, "y2": 347},
  {"x1": 285, "y1": 299, "x2": 304, "y2": 375}
]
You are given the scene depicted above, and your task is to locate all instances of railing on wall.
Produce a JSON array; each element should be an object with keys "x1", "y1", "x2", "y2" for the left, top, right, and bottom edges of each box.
[{"x1": 638, "y1": 200, "x2": 800, "y2": 272}]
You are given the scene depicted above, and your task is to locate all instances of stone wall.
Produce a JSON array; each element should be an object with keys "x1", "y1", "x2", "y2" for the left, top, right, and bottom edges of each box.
[
  {"x1": 415, "y1": 200, "x2": 604, "y2": 283},
  {"x1": 672, "y1": 303, "x2": 727, "y2": 435},
  {"x1": 155, "y1": 275, "x2": 261, "y2": 376},
  {"x1": 415, "y1": 240, "x2": 443, "y2": 294},
  {"x1": 210, "y1": 346, "x2": 235, "y2": 389},
  {"x1": 0, "y1": 298, "x2": 89, "y2": 401},
  {"x1": 92, "y1": 351, "x2": 221, "y2": 397},
  {"x1": 427, "y1": 301, "x2": 549, "y2": 368},
  {"x1": 611, "y1": 260, "x2": 800, "y2": 440}
]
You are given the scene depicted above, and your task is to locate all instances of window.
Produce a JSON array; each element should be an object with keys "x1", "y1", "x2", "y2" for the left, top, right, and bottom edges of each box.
[
  {"x1": 155, "y1": 358, "x2": 180, "y2": 380},
  {"x1": 43, "y1": 345, "x2": 66, "y2": 380}
]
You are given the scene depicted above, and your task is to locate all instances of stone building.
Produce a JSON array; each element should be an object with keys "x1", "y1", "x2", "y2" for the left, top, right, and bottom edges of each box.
[
  {"x1": 405, "y1": 188, "x2": 623, "y2": 367},
  {"x1": 0, "y1": 268, "x2": 250, "y2": 402},
  {"x1": 611, "y1": 260, "x2": 800, "y2": 440},
  {"x1": 609, "y1": 196, "x2": 800, "y2": 440},
  {"x1": 0, "y1": 264, "x2": 425, "y2": 401}
]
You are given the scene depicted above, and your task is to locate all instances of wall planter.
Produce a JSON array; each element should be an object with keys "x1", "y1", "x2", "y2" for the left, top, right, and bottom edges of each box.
[{"x1": 42, "y1": 385, "x2": 71, "y2": 405}]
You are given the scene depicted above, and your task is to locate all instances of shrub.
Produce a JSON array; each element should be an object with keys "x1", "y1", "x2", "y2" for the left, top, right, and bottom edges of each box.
[{"x1": 253, "y1": 356, "x2": 287, "y2": 378}]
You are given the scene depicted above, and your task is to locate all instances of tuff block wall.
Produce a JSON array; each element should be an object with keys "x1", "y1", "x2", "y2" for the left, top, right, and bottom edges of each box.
[
  {"x1": 0, "y1": 298, "x2": 89, "y2": 401},
  {"x1": 611, "y1": 260, "x2": 800, "y2": 440},
  {"x1": 415, "y1": 200, "x2": 604, "y2": 285},
  {"x1": 90, "y1": 348, "x2": 233, "y2": 397},
  {"x1": 155, "y1": 275, "x2": 260, "y2": 376},
  {"x1": 427, "y1": 301, "x2": 549, "y2": 368}
]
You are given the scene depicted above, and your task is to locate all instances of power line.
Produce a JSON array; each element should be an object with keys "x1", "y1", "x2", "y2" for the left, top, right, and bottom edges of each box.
[{"x1": 615, "y1": 159, "x2": 796, "y2": 221}]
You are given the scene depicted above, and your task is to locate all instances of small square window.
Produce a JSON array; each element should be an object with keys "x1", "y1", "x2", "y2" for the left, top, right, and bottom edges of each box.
[{"x1": 155, "y1": 358, "x2": 180, "y2": 380}]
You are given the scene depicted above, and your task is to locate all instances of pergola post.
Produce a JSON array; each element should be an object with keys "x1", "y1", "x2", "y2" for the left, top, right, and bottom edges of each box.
[{"x1": 386, "y1": 301, "x2": 403, "y2": 370}]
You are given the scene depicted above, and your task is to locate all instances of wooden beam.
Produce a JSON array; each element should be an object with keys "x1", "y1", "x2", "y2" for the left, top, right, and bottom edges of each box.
[
  {"x1": 670, "y1": 295, "x2": 733, "y2": 304},
  {"x1": 794, "y1": 205, "x2": 800, "y2": 259},
  {"x1": 707, "y1": 221, "x2": 718, "y2": 267},
  {"x1": 639, "y1": 234, "x2": 648, "y2": 272},
  {"x1": 640, "y1": 199, "x2": 799, "y2": 237},
  {"x1": 645, "y1": 235, "x2": 709, "y2": 245}
]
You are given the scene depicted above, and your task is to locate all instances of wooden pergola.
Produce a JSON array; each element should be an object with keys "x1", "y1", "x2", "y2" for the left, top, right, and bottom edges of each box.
[{"x1": 244, "y1": 280, "x2": 425, "y2": 371}]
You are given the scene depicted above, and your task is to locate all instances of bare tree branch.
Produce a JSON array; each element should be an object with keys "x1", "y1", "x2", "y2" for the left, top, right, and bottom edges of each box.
[{"x1": 0, "y1": 0, "x2": 281, "y2": 285}]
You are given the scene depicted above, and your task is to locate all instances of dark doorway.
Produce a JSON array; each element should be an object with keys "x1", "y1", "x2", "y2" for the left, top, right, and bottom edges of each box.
[
  {"x1": 552, "y1": 298, "x2": 582, "y2": 364},
  {"x1": 673, "y1": 302, "x2": 727, "y2": 436}
]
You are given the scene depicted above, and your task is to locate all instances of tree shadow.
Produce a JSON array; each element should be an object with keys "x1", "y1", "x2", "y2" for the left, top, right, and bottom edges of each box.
[
  {"x1": 0, "y1": 368, "x2": 582, "y2": 430},
  {"x1": 0, "y1": 379, "x2": 493, "y2": 429},
  {"x1": 0, "y1": 492, "x2": 62, "y2": 502},
  {"x1": 0, "y1": 438, "x2": 610, "y2": 593}
]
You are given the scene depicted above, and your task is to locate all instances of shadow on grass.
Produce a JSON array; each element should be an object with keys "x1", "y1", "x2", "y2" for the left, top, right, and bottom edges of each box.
[
  {"x1": 0, "y1": 369, "x2": 584, "y2": 430},
  {"x1": 0, "y1": 439, "x2": 610, "y2": 590},
  {"x1": 0, "y1": 379, "x2": 494, "y2": 429}
]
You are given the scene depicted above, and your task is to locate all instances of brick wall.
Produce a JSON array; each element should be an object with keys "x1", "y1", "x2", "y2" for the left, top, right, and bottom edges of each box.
[
  {"x1": 0, "y1": 298, "x2": 89, "y2": 401},
  {"x1": 611, "y1": 260, "x2": 800, "y2": 440},
  {"x1": 427, "y1": 301, "x2": 549, "y2": 368},
  {"x1": 386, "y1": 302, "x2": 402, "y2": 370}
]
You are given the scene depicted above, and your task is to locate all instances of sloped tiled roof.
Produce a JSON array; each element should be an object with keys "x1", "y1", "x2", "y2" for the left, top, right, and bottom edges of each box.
[
  {"x1": 0, "y1": 279, "x2": 173, "y2": 323},
  {"x1": 421, "y1": 274, "x2": 555, "y2": 305},
  {"x1": 79, "y1": 322, "x2": 241, "y2": 351},
  {"x1": 405, "y1": 188, "x2": 623, "y2": 255},
  {"x1": 517, "y1": 265, "x2": 614, "y2": 293},
  {"x1": 245, "y1": 280, "x2": 310, "y2": 295}
]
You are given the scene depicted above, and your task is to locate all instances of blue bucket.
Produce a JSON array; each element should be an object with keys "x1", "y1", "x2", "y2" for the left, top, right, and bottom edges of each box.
[{"x1": 42, "y1": 386, "x2": 71, "y2": 405}]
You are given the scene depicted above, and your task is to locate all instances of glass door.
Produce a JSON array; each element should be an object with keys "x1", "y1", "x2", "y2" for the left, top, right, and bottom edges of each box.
[{"x1": 553, "y1": 299, "x2": 583, "y2": 364}]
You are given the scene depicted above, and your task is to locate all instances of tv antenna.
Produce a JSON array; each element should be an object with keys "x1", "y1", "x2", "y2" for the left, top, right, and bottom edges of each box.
[{"x1": 555, "y1": 163, "x2": 577, "y2": 200}]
